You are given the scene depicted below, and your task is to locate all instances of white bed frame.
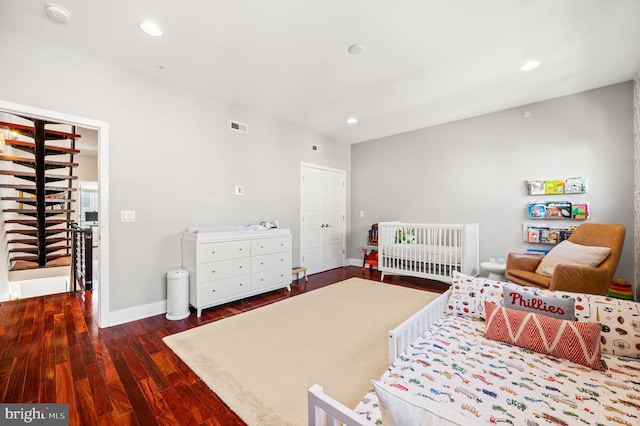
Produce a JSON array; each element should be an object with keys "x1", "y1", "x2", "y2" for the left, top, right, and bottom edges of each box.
[
  {"x1": 308, "y1": 290, "x2": 451, "y2": 426},
  {"x1": 377, "y1": 222, "x2": 479, "y2": 283}
]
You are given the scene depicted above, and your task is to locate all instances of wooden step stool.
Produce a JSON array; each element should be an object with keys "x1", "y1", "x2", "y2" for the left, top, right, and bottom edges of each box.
[{"x1": 292, "y1": 266, "x2": 308, "y2": 283}]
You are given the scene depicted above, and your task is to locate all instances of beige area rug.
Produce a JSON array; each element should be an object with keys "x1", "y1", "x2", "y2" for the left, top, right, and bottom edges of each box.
[{"x1": 162, "y1": 277, "x2": 440, "y2": 426}]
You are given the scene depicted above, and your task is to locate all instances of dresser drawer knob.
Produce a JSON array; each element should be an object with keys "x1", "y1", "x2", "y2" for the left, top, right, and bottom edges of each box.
[
  {"x1": 211, "y1": 270, "x2": 216, "y2": 273},
  {"x1": 212, "y1": 289, "x2": 216, "y2": 292}
]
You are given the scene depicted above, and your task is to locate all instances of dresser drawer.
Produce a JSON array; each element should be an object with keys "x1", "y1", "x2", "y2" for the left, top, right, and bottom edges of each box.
[
  {"x1": 198, "y1": 257, "x2": 250, "y2": 282},
  {"x1": 251, "y1": 252, "x2": 289, "y2": 272},
  {"x1": 199, "y1": 275, "x2": 250, "y2": 305},
  {"x1": 251, "y1": 267, "x2": 290, "y2": 290},
  {"x1": 199, "y1": 240, "x2": 250, "y2": 262},
  {"x1": 251, "y1": 237, "x2": 290, "y2": 256}
]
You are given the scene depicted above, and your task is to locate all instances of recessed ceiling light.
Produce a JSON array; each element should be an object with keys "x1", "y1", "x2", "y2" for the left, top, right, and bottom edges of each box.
[
  {"x1": 346, "y1": 117, "x2": 358, "y2": 125},
  {"x1": 44, "y1": 3, "x2": 72, "y2": 23},
  {"x1": 520, "y1": 60, "x2": 540, "y2": 71},
  {"x1": 139, "y1": 22, "x2": 163, "y2": 37},
  {"x1": 347, "y1": 44, "x2": 365, "y2": 55}
]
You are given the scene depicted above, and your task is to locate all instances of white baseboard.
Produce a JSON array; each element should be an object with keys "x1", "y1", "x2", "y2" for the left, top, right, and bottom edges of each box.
[
  {"x1": 347, "y1": 257, "x2": 362, "y2": 267},
  {"x1": 107, "y1": 300, "x2": 167, "y2": 327},
  {"x1": 107, "y1": 259, "x2": 372, "y2": 327}
]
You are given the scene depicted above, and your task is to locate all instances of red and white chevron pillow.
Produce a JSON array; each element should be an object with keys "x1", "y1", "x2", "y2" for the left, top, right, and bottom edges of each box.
[{"x1": 484, "y1": 301, "x2": 605, "y2": 370}]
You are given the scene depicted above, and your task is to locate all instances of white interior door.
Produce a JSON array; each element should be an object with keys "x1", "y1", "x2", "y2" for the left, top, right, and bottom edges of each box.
[{"x1": 300, "y1": 163, "x2": 346, "y2": 275}]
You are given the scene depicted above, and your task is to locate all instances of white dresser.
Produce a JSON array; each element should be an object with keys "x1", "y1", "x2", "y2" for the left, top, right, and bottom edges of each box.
[{"x1": 182, "y1": 228, "x2": 292, "y2": 317}]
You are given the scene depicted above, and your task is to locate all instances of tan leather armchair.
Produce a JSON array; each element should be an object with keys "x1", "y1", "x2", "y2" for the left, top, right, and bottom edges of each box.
[{"x1": 505, "y1": 223, "x2": 625, "y2": 295}]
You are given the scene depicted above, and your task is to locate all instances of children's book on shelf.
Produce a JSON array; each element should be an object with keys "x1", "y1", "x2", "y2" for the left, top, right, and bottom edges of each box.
[
  {"x1": 571, "y1": 202, "x2": 589, "y2": 219},
  {"x1": 564, "y1": 177, "x2": 587, "y2": 194},
  {"x1": 528, "y1": 202, "x2": 546, "y2": 219},
  {"x1": 544, "y1": 179, "x2": 564, "y2": 194},
  {"x1": 540, "y1": 229, "x2": 560, "y2": 244},
  {"x1": 559, "y1": 229, "x2": 574, "y2": 241},
  {"x1": 546, "y1": 201, "x2": 572, "y2": 219},
  {"x1": 526, "y1": 248, "x2": 549, "y2": 256},
  {"x1": 526, "y1": 180, "x2": 546, "y2": 195},
  {"x1": 526, "y1": 228, "x2": 541, "y2": 243}
]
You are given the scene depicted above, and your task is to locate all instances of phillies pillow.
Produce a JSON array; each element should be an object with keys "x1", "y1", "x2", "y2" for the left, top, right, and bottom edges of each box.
[
  {"x1": 503, "y1": 286, "x2": 575, "y2": 320},
  {"x1": 484, "y1": 301, "x2": 604, "y2": 370}
]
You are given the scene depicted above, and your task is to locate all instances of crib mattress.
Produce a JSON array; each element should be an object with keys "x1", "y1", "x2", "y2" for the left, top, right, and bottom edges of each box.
[
  {"x1": 381, "y1": 244, "x2": 462, "y2": 265},
  {"x1": 355, "y1": 314, "x2": 640, "y2": 426}
]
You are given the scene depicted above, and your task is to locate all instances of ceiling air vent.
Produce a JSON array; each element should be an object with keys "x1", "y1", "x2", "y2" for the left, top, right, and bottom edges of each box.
[
  {"x1": 311, "y1": 144, "x2": 323, "y2": 153},
  {"x1": 230, "y1": 121, "x2": 248, "y2": 133}
]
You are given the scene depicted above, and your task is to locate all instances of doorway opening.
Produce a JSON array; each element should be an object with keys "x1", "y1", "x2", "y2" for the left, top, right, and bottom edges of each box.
[{"x1": 0, "y1": 99, "x2": 110, "y2": 327}]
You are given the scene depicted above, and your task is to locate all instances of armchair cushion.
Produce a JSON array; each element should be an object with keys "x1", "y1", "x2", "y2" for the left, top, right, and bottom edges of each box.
[
  {"x1": 506, "y1": 268, "x2": 551, "y2": 289},
  {"x1": 535, "y1": 240, "x2": 611, "y2": 277}
]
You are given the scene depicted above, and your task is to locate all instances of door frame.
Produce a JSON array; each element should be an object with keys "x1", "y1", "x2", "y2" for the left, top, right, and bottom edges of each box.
[
  {"x1": 299, "y1": 162, "x2": 346, "y2": 273},
  {"x1": 0, "y1": 99, "x2": 110, "y2": 328}
]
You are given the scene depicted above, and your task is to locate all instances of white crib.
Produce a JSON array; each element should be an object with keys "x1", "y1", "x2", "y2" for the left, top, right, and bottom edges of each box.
[{"x1": 378, "y1": 222, "x2": 479, "y2": 282}]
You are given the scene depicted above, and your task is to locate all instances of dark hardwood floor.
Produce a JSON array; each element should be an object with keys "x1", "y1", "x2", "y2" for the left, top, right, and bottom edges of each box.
[{"x1": 0, "y1": 266, "x2": 448, "y2": 425}]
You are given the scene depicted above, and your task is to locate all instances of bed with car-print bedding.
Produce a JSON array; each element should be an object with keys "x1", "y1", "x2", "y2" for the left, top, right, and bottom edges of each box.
[{"x1": 309, "y1": 272, "x2": 640, "y2": 426}]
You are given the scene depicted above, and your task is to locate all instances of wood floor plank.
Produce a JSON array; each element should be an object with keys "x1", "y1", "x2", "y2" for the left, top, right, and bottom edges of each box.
[
  {"x1": 160, "y1": 386, "x2": 199, "y2": 426},
  {"x1": 138, "y1": 377, "x2": 179, "y2": 425},
  {"x1": 73, "y1": 377, "x2": 98, "y2": 425},
  {"x1": 128, "y1": 338, "x2": 170, "y2": 392},
  {"x1": 68, "y1": 342, "x2": 87, "y2": 381},
  {"x1": 122, "y1": 349, "x2": 149, "y2": 382},
  {"x1": 0, "y1": 374, "x2": 9, "y2": 402},
  {"x1": 3, "y1": 351, "x2": 27, "y2": 402},
  {"x1": 86, "y1": 362, "x2": 113, "y2": 417},
  {"x1": 93, "y1": 339, "x2": 119, "y2": 384},
  {"x1": 165, "y1": 372, "x2": 213, "y2": 424},
  {"x1": 112, "y1": 356, "x2": 157, "y2": 426},
  {"x1": 22, "y1": 344, "x2": 42, "y2": 402},
  {"x1": 78, "y1": 331, "x2": 97, "y2": 366},
  {"x1": 55, "y1": 361, "x2": 81, "y2": 425},
  {"x1": 0, "y1": 266, "x2": 446, "y2": 425},
  {"x1": 105, "y1": 379, "x2": 133, "y2": 418}
]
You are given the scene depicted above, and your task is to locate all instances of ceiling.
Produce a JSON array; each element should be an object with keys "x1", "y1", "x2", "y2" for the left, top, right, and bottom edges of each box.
[{"x1": 1, "y1": 1, "x2": 639, "y2": 144}]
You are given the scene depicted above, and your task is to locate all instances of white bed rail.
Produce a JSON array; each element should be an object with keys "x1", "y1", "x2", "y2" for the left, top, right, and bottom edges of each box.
[
  {"x1": 388, "y1": 289, "x2": 449, "y2": 363},
  {"x1": 308, "y1": 384, "x2": 376, "y2": 426},
  {"x1": 308, "y1": 289, "x2": 450, "y2": 426},
  {"x1": 378, "y1": 222, "x2": 479, "y2": 282}
]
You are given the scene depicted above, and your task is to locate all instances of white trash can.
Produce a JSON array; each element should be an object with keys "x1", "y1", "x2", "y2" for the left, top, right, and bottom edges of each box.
[{"x1": 166, "y1": 269, "x2": 190, "y2": 320}]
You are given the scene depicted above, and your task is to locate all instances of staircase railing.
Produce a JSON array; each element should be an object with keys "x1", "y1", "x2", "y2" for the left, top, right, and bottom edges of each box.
[{"x1": 71, "y1": 223, "x2": 93, "y2": 291}]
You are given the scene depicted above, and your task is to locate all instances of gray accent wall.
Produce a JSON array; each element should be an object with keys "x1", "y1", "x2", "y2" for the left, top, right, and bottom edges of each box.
[
  {"x1": 351, "y1": 82, "x2": 634, "y2": 281},
  {"x1": 0, "y1": 27, "x2": 350, "y2": 309}
]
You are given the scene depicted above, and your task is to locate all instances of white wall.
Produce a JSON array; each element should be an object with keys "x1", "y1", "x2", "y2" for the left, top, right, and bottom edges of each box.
[
  {"x1": 0, "y1": 27, "x2": 350, "y2": 313},
  {"x1": 351, "y1": 82, "x2": 635, "y2": 281}
]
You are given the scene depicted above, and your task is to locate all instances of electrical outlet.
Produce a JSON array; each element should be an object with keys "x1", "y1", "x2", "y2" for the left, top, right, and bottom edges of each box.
[
  {"x1": 360, "y1": 210, "x2": 365, "y2": 217},
  {"x1": 121, "y1": 210, "x2": 136, "y2": 222}
]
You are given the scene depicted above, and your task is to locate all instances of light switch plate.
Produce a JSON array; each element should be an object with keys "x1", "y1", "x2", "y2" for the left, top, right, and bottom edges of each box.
[
  {"x1": 121, "y1": 210, "x2": 136, "y2": 222},
  {"x1": 235, "y1": 185, "x2": 244, "y2": 196}
]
